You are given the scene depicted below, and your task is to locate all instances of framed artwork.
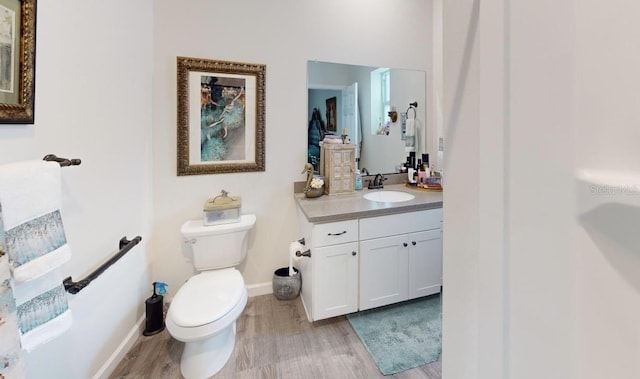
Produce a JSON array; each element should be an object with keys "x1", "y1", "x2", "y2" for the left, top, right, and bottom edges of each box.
[
  {"x1": 325, "y1": 96, "x2": 337, "y2": 132},
  {"x1": 0, "y1": 0, "x2": 36, "y2": 124},
  {"x1": 177, "y1": 57, "x2": 266, "y2": 175}
]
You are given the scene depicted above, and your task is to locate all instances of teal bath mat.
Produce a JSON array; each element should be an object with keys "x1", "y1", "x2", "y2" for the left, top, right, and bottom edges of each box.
[{"x1": 347, "y1": 294, "x2": 442, "y2": 375}]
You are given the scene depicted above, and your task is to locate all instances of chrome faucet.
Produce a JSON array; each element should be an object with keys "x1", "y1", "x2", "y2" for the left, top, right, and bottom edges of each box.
[{"x1": 368, "y1": 173, "x2": 386, "y2": 189}]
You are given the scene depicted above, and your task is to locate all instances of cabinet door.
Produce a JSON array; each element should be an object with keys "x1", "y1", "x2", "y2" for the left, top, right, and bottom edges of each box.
[
  {"x1": 313, "y1": 242, "x2": 359, "y2": 320},
  {"x1": 359, "y1": 235, "x2": 409, "y2": 310},
  {"x1": 408, "y1": 230, "x2": 442, "y2": 299}
]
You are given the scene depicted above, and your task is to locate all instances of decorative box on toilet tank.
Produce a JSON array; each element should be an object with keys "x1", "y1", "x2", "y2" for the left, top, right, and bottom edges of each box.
[
  {"x1": 203, "y1": 190, "x2": 241, "y2": 226},
  {"x1": 320, "y1": 143, "x2": 356, "y2": 195}
]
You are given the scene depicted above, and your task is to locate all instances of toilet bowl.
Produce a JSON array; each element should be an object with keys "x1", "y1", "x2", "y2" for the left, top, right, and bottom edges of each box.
[
  {"x1": 166, "y1": 269, "x2": 247, "y2": 378},
  {"x1": 166, "y1": 214, "x2": 255, "y2": 379}
]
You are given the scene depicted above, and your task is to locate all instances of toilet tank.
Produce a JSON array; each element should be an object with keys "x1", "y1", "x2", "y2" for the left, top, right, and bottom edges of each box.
[{"x1": 181, "y1": 214, "x2": 256, "y2": 270}]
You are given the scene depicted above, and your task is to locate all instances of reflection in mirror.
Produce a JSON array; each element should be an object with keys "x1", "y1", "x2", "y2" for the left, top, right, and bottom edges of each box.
[{"x1": 307, "y1": 61, "x2": 426, "y2": 174}]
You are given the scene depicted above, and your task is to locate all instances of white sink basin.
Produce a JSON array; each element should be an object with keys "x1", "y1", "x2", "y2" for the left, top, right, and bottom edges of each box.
[{"x1": 363, "y1": 190, "x2": 415, "y2": 203}]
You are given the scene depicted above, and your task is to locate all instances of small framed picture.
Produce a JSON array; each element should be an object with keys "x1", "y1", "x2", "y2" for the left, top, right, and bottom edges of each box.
[
  {"x1": 325, "y1": 96, "x2": 337, "y2": 132},
  {"x1": 0, "y1": 0, "x2": 36, "y2": 124}
]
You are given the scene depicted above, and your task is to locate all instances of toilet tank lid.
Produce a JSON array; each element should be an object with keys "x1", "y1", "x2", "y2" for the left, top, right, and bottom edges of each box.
[
  {"x1": 169, "y1": 269, "x2": 245, "y2": 328},
  {"x1": 181, "y1": 214, "x2": 256, "y2": 237}
]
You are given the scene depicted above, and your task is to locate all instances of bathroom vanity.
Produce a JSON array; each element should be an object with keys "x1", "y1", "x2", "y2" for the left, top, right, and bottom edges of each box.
[{"x1": 294, "y1": 184, "x2": 443, "y2": 321}]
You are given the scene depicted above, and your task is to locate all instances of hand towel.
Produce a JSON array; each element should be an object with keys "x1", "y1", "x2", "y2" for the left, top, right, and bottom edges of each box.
[
  {"x1": 405, "y1": 118, "x2": 416, "y2": 137},
  {"x1": 0, "y1": 161, "x2": 71, "y2": 282},
  {"x1": 12, "y1": 270, "x2": 72, "y2": 351},
  {"x1": 0, "y1": 205, "x2": 27, "y2": 376},
  {"x1": 0, "y1": 160, "x2": 72, "y2": 351}
]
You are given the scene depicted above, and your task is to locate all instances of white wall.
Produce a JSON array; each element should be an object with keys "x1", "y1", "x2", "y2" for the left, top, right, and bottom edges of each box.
[
  {"x1": 572, "y1": 1, "x2": 640, "y2": 378},
  {"x1": 432, "y1": 0, "x2": 444, "y2": 172},
  {"x1": 441, "y1": 1, "x2": 481, "y2": 377},
  {"x1": 151, "y1": 0, "x2": 434, "y2": 297},
  {"x1": 443, "y1": 0, "x2": 575, "y2": 377},
  {"x1": 443, "y1": 1, "x2": 640, "y2": 378},
  {"x1": 507, "y1": 2, "x2": 575, "y2": 378},
  {"x1": 0, "y1": 1, "x2": 153, "y2": 378}
]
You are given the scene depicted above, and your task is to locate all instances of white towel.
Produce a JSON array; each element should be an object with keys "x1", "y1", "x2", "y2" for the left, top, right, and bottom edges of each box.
[
  {"x1": 12, "y1": 270, "x2": 72, "y2": 351},
  {"x1": 0, "y1": 234, "x2": 27, "y2": 376},
  {"x1": 0, "y1": 160, "x2": 72, "y2": 351},
  {"x1": 0, "y1": 161, "x2": 71, "y2": 282},
  {"x1": 405, "y1": 118, "x2": 416, "y2": 137}
]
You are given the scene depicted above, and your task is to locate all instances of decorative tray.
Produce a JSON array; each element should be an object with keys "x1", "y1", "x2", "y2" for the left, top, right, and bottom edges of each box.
[{"x1": 405, "y1": 183, "x2": 443, "y2": 192}]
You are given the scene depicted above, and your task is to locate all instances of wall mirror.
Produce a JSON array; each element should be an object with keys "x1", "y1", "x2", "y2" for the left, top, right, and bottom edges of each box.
[{"x1": 307, "y1": 61, "x2": 427, "y2": 175}]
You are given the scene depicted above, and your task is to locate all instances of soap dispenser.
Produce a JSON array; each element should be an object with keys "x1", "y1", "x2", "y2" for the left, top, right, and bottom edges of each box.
[{"x1": 355, "y1": 169, "x2": 363, "y2": 190}]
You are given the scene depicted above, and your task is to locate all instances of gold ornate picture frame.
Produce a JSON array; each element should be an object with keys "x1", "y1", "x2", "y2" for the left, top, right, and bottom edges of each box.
[
  {"x1": 177, "y1": 57, "x2": 266, "y2": 175},
  {"x1": 0, "y1": 0, "x2": 36, "y2": 124}
]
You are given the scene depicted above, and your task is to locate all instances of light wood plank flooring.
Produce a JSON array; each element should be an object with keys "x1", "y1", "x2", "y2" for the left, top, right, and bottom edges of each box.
[{"x1": 110, "y1": 294, "x2": 441, "y2": 379}]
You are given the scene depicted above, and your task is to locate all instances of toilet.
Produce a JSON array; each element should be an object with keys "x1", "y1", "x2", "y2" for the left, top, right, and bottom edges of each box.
[{"x1": 166, "y1": 214, "x2": 256, "y2": 379}]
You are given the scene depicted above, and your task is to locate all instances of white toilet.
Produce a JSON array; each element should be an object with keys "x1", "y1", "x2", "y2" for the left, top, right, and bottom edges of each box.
[{"x1": 166, "y1": 214, "x2": 256, "y2": 379}]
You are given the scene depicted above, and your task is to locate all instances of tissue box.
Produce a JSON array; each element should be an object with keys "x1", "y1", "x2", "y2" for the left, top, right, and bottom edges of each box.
[{"x1": 203, "y1": 193, "x2": 241, "y2": 226}]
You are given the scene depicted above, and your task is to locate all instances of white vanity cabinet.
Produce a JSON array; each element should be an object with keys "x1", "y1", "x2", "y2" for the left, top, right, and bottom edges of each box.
[
  {"x1": 297, "y1": 215, "x2": 359, "y2": 321},
  {"x1": 297, "y1": 206, "x2": 442, "y2": 321},
  {"x1": 359, "y1": 209, "x2": 443, "y2": 310},
  {"x1": 407, "y1": 229, "x2": 443, "y2": 299}
]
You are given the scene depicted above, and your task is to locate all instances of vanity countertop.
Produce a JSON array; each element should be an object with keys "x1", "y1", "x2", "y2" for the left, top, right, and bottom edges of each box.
[{"x1": 295, "y1": 184, "x2": 443, "y2": 223}]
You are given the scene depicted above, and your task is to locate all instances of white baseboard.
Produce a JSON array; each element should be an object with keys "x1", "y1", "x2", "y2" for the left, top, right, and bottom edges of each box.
[
  {"x1": 246, "y1": 281, "x2": 272, "y2": 297},
  {"x1": 92, "y1": 315, "x2": 145, "y2": 379}
]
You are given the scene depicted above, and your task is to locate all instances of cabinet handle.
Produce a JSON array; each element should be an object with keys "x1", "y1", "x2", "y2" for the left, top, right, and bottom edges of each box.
[
  {"x1": 327, "y1": 230, "x2": 347, "y2": 236},
  {"x1": 403, "y1": 242, "x2": 408, "y2": 247},
  {"x1": 352, "y1": 251, "x2": 357, "y2": 256},
  {"x1": 412, "y1": 241, "x2": 417, "y2": 246}
]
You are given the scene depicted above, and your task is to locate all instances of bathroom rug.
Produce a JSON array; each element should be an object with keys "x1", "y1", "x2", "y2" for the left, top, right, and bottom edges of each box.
[{"x1": 347, "y1": 294, "x2": 441, "y2": 375}]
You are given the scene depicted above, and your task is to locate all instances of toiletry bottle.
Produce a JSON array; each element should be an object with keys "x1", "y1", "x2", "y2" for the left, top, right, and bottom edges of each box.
[
  {"x1": 418, "y1": 165, "x2": 426, "y2": 184},
  {"x1": 407, "y1": 168, "x2": 416, "y2": 184},
  {"x1": 424, "y1": 156, "x2": 431, "y2": 178},
  {"x1": 355, "y1": 169, "x2": 363, "y2": 190}
]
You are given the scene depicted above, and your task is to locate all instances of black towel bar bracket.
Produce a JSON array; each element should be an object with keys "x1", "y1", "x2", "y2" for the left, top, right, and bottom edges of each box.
[
  {"x1": 64, "y1": 236, "x2": 142, "y2": 294},
  {"x1": 43, "y1": 154, "x2": 81, "y2": 167}
]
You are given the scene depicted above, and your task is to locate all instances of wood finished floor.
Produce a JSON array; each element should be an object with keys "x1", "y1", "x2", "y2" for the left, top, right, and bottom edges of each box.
[{"x1": 110, "y1": 294, "x2": 441, "y2": 379}]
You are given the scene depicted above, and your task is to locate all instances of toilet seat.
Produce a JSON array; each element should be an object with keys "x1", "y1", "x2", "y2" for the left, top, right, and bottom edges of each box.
[
  {"x1": 169, "y1": 268, "x2": 246, "y2": 328},
  {"x1": 169, "y1": 268, "x2": 244, "y2": 328},
  {"x1": 166, "y1": 289, "x2": 247, "y2": 344}
]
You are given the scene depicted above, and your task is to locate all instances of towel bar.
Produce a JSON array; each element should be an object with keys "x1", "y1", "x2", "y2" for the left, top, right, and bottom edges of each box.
[
  {"x1": 63, "y1": 236, "x2": 142, "y2": 294},
  {"x1": 43, "y1": 154, "x2": 81, "y2": 167}
]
